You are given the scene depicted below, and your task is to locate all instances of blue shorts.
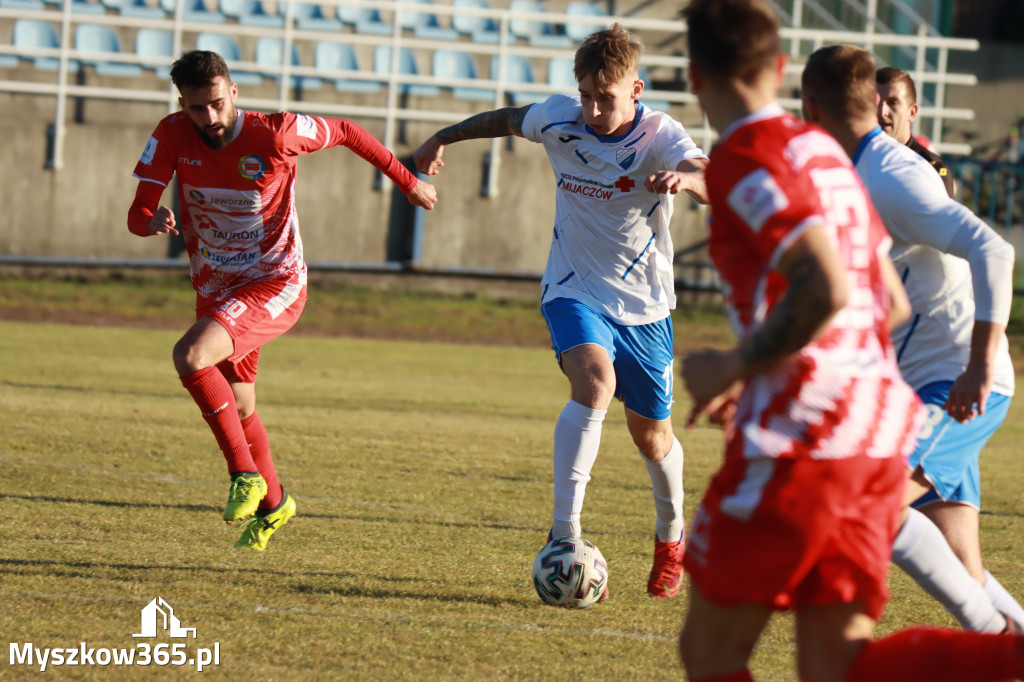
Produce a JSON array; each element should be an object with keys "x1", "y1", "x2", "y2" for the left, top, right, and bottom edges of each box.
[
  {"x1": 540, "y1": 297, "x2": 674, "y2": 421},
  {"x1": 909, "y1": 380, "x2": 1011, "y2": 510}
]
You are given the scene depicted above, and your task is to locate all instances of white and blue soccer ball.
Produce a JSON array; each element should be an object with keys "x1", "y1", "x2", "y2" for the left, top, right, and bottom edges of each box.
[{"x1": 532, "y1": 536, "x2": 609, "y2": 608}]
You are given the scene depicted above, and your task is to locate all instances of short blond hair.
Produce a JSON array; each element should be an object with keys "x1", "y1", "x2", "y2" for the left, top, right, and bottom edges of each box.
[
  {"x1": 802, "y1": 44, "x2": 878, "y2": 121},
  {"x1": 574, "y1": 24, "x2": 642, "y2": 86}
]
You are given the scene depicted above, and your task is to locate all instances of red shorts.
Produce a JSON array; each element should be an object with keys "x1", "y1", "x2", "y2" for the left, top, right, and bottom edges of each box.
[
  {"x1": 197, "y1": 280, "x2": 307, "y2": 384},
  {"x1": 683, "y1": 450, "x2": 906, "y2": 620}
]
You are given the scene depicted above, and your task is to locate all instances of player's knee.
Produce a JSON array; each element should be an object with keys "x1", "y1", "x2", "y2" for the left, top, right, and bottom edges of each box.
[
  {"x1": 172, "y1": 337, "x2": 213, "y2": 375},
  {"x1": 633, "y1": 427, "x2": 674, "y2": 462}
]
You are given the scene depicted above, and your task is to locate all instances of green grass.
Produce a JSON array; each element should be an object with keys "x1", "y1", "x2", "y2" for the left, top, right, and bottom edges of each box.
[{"x1": 0, "y1": 281, "x2": 1023, "y2": 679}]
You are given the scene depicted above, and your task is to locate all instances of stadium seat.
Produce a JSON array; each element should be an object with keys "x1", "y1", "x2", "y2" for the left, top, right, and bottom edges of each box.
[
  {"x1": 294, "y1": 3, "x2": 342, "y2": 31},
  {"x1": 546, "y1": 57, "x2": 575, "y2": 90},
  {"x1": 0, "y1": 0, "x2": 45, "y2": 10},
  {"x1": 195, "y1": 33, "x2": 260, "y2": 84},
  {"x1": 564, "y1": 1, "x2": 606, "y2": 43},
  {"x1": 0, "y1": 32, "x2": 18, "y2": 68},
  {"x1": 221, "y1": 0, "x2": 284, "y2": 27},
  {"x1": 638, "y1": 65, "x2": 670, "y2": 112},
  {"x1": 490, "y1": 54, "x2": 547, "y2": 105},
  {"x1": 75, "y1": 24, "x2": 143, "y2": 77},
  {"x1": 254, "y1": 37, "x2": 319, "y2": 89},
  {"x1": 338, "y1": 0, "x2": 391, "y2": 35},
  {"x1": 135, "y1": 27, "x2": 173, "y2": 78},
  {"x1": 508, "y1": 0, "x2": 571, "y2": 48},
  {"x1": 452, "y1": 0, "x2": 500, "y2": 43},
  {"x1": 70, "y1": 0, "x2": 106, "y2": 14},
  {"x1": 397, "y1": 0, "x2": 457, "y2": 40},
  {"x1": 433, "y1": 49, "x2": 492, "y2": 101},
  {"x1": 314, "y1": 41, "x2": 381, "y2": 93},
  {"x1": 161, "y1": 0, "x2": 226, "y2": 23},
  {"x1": 117, "y1": 0, "x2": 166, "y2": 19},
  {"x1": 373, "y1": 45, "x2": 439, "y2": 97},
  {"x1": 13, "y1": 19, "x2": 79, "y2": 71}
]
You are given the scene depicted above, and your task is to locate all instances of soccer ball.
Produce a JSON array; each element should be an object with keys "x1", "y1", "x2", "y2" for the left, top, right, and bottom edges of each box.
[{"x1": 532, "y1": 536, "x2": 609, "y2": 608}]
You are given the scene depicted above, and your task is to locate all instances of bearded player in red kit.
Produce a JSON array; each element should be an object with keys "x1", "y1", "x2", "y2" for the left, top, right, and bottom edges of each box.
[{"x1": 128, "y1": 50, "x2": 436, "y2": 551}]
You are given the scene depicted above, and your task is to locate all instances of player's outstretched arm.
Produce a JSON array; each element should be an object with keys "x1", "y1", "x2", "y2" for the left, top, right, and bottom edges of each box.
[
  {"x1": 127, "y1": 181, "x2": 179, "y2": 237},
  {"x1": 414, "y1": 105, "x2": 533, "y2": 175},
  {"x1": 681, "y1": 222, "x2": 848, "y2": 411},
  {"x1": 644, "y1": 158, "x2": 710, "y2": 204}
]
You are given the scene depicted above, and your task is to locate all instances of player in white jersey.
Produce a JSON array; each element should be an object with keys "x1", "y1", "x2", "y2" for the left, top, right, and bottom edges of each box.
[
  {"x1": 802, "y1": 44, "x2": 1024, "y2": 634},
  {"x1": 414, "y1": 24, "x2": 708, "y2": 599}
]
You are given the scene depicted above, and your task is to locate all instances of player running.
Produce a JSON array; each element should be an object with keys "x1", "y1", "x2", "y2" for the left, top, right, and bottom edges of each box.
[
  {"x1": 413, "y1": 24, "x2": 708, "y2": 599},
  {"x1": 802, "y1": 44, "x2": 1024, "y2": 635},
  {"x1": 128, "y1": 50, "x2": 436, "y2": 551},
  {"x1": 876, "y1": 67, "x2": 956, "y2": 197},
  {"x1": 678, "y1": 1, "x2": 1024, "y2": 680}
]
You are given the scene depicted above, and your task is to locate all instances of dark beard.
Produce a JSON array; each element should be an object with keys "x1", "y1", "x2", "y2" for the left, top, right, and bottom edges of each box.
[{"x1": 194, "y1": 110, "x2": 238, "y2": 150}]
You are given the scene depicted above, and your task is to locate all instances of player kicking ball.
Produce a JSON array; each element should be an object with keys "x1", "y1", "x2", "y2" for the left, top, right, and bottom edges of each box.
[
  {"x1": 128, "y1": 50, "x2": 436, "y2": 550},
  {"x1": 414, "y1": 25, "x2": 708, "y2": 598}
]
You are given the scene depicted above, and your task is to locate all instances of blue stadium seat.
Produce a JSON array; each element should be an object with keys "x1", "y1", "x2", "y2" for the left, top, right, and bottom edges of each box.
[
  {"x1": 135, "y1": 27, "x2": 173, "y2": 78},
  {"x1": 433, "y1": 49, "x2": 491, "y2": 101},
  {"x1": 221, "y1": 0, "x2": 284, "y2": 27},
  {"x1": 70, "y1": 0, "x2": 106, "y2": 14},
  {"x1": 75, "y1": 24, "x2": 143, "y2": 77},
  {"x1": 638, "y1": 65, "x2": 670, "y2": 112},
  {"x1": 490, "y1": 54, "x2": 547, "y2": 105},
  {"x1": 509, "y1": 0, "x2": 571, "y2": 48},
  {"x1": 398, "y1": 0, "x2": 457, "y2": 40},
  {"x1": 13, "y1": 19, "x2": 79, "y2": 71},
  {"x1": 294, "y1": 3, "x2": 342, "y2": 31},
  {"x1": 338, "y1": 0, "x2": 391, "y2": 35},
  {"x1": 452, "y1": 0, "x2": 500, "y2": 43},
  {"x1": 161, "y1": 0, "x2": 226, "y2": 23},
  {"x1": 564, "y1": 1, "x2": 606, "y2": 43},
  {"x1": 0, "y1": 0, "x2": 45, "y2": 10},
  {"x1": 195, "y1": 32, "x2": 260, "y2": 84},
  {"x1": 0, "y1": 32, "x2": 18, "y2": 68},
  {"x1": 254, "y1": 37, "x2": 319, "y2": 89},
  {"x1": 546, "y1": 57, "x2": 575, "y2": 90},
  {"x1": 118, "y1": 0, "x2": 166, "y2": 19},
  {"x1": 373, "y1": 46, "x2": 439, "y2": 97},
  {"x1": 314, "y1": 41, "x2": 381, "y2": 93}
]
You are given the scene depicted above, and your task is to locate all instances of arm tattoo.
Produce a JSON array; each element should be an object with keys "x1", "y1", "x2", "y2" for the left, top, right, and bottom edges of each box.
[
  {"x1": 434, "y1": 106, "x2": 531, "y2": 144},
  {"x1": 739, "y1": 254, "x2": 836, "y2": 372}
]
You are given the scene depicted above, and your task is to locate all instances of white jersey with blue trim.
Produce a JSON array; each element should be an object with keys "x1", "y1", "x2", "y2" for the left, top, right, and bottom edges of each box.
[
  {"x1": 521, "y1": 94, "x2": 706, "y2": 325},
  {"x1": 853, "y1": 128, "x2": 1015, "y2": 396}
]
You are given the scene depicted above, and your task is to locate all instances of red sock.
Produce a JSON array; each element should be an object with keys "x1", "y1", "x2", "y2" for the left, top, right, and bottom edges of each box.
[
  {"x1": 846, "y1": 627, "x2": 1024, "y2": 682},
  {"x1": 180, "y1": 366, "x2": 256, "y2": 473},
  {"x1": 241, "y1": 411, "x2": 282, "y2": 510},
  {"x1": 689, "y1": 670, "x2": 754, "y2": 682}
]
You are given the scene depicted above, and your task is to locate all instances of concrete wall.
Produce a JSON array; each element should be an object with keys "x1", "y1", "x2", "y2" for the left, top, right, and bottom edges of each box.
[{"x1": 0, "y1": 65, "x2": 709, "y2": 273}]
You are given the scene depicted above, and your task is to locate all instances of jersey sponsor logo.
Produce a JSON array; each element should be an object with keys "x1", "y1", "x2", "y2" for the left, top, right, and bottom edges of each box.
[
  {"x1": 615, "y1": 146, "x2": 637, "y2": 170},
  {"x1": 558, "y1": 173, "x2": 614, "y2": 200},
  {"x1": 183, "y1": 185, "x2": 262, "y2": 213},
  {"x1": 179, "y1": 157, "x2": 202, "y2": 167},
  {"x1": 727, "y1": 168, "x2": 789, "y2": 233},
  {"x1": 139, "y1": 137, "x2": 158, "y2": 165},
  {"x1": 238, "y1": 155, "x2": 266, "y2": 180},
  {"x1": 296, "y1": 115, "x2": 318, "y2": 140},
  {"x1": 199, "y1": 246, "x2": 260, "y2": 269}
]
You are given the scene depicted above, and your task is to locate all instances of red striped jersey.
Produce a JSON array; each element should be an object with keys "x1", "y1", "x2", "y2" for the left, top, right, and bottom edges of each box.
[
  {"x1": 706, "y1": 104, "x2": 924, "y2": 461},
  {"x1": 133, "y1": 110, "x2": 416, "y2": 303}
]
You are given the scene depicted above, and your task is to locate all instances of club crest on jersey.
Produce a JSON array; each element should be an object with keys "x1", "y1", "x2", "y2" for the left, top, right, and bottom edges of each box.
[
  {"x1": 238, "y1": 155, "x2": 266, "y2": 180},
  {"x1": 615, "y1": 146, "x2": 637, "y2": 170}
]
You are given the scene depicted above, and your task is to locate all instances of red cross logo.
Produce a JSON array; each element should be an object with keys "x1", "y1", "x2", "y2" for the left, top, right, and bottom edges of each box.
[{"x1": 614, "y1": 175, "x2": 635, "y2": 192}]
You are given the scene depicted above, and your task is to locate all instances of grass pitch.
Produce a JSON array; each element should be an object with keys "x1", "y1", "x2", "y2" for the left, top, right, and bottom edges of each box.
[{"x1": 1, "y1": 287, "x2": 1023, "y2": 680}]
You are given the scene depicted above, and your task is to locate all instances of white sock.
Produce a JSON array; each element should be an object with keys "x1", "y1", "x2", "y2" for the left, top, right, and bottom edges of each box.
[
  {"x1": 984, "y1": 570, "x2": 1024, "y2": 631},
  {"x1": 551, "y1": 400, "x2": 606, "y2": 539},
  {"x1": 892, "y1": 508, "x2": 1005, "y2": 633},
  {"x1": 643, "y1": 436, "x2": 685, "y2": 543}
]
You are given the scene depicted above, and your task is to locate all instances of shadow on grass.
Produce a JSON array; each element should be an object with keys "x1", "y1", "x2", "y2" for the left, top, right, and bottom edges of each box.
[{"x1": 289, "y1": 582, "x2": 532, "y2": 608}]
